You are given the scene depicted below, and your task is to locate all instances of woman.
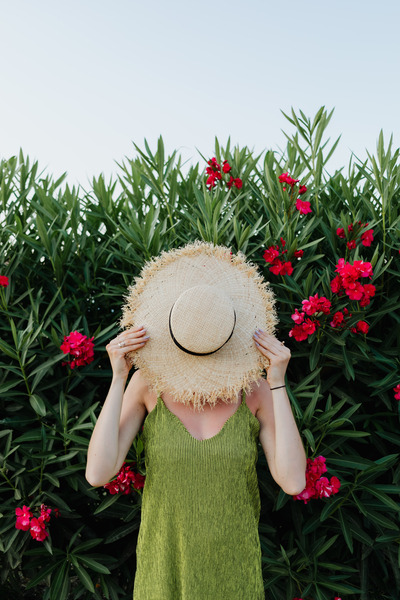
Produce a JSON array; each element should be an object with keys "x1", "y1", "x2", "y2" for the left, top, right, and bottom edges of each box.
[{"x1": 86, "y1": 242, "x2": 307, "y2": 600}]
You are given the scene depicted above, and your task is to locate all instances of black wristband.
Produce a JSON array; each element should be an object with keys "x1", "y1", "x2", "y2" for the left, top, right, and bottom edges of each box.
[{"x1": 270, "y1": 385, "x2": 286, "y2": 391}]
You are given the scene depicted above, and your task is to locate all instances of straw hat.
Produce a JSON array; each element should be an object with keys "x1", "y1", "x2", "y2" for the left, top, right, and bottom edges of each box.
[{"x1": 120, "y1": 241, "x2": 277, "y2": 409}]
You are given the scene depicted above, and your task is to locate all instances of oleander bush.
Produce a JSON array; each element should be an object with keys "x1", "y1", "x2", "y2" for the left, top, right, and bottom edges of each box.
[{"x1": 1, "y1": 107, "x2": 400, "y2": 600}]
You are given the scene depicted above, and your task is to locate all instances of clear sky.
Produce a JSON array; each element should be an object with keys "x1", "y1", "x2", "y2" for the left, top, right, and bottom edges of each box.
[{"x1": 1, "y1": 0, "x2": 399, "y2": 187}]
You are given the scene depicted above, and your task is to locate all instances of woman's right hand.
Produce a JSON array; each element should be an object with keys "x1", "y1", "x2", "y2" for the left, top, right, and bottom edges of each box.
[{"x1": 106, "y1": 326, "x2": 149, "y2": 380}]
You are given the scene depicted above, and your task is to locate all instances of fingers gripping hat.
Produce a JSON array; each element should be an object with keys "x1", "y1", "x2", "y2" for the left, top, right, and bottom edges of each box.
[{"x1": 120, "y1": 241, "x2": 277, "y2": 409}]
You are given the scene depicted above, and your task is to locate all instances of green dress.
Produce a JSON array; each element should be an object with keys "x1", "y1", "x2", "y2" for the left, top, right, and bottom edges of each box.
[{"x1": 133, "y1": 392, "x2": 264, "y2": 600}]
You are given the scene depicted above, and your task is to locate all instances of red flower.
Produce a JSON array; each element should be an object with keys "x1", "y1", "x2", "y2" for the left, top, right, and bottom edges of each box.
[
  {"x1": 289, "y1": 318, "x2": 317, "y2": 341},
  {"x1": 294, "y1": 249, "x2": 304, "y2": 258},
  {"x1": 393, "y1": 384, "x2": 400, "y2": 401},
  {"x1": 347, "y1": 240, "x2": 356, "y2": 250},
  {"x1": 278, "y1": 172, "x2": 299, "y2": 186},
  {"x1": 351, "y1": 320, "x2": 369, "y2": 335},
  {"x1": 207, "y1": 157, "x2": 220, "y2": 171},
  {"x1": 330, "y1": 276, "x2": 343, "y2": 294},
  {"x1": 0, "y1": 275, "x2": 9, "y2": 287},
  {"x1": 359, "y1": 283, "x2": 376, "y2": 307},
  {"x1": 295, "y1": 198, "x2": 312, "y2": 215},
  {"x1": 222, "y1": 160, "x2": 231, "y2": 173},
  {"x1": 60, "y1": 331, "x2": 94, "y2": 369},
  {"x1": 38, "y1": 504, "x2": 52, "y2": 524},
  {"x1": 315, "y1": 476, "x2": 341, "y2": 498},
  {"x1": 348, "y1": 223, "x2": 354, "y2": 232},
  {"x1": 104, "y1": 463, "x2": 145, "y2": 495},
  {"x1": 280, "y1": 237, "x2": 286, "y2": 247},
  {"x1": 361, "y1": 229, "x2": 374, "y2": 247},
  {"x1": 269, "y1": 259, "x2": 293, "y2": 276},
  {"x1": 336, "y1": 227, "x2": 346, "y2": 239},
  {"x1": 15, "y1": 505, "x2": 33, "y2": 531},
  {"x1": 330, "y1": 311, "x2": 345, "y2": 328},
  {"x1": 293, "y1": 456, "x2": 340, "y2": 504},
  {"x1": 29, "y1": 517, "x2": 48, "y2": 542},
  {"x1": 302, "y1": 294, "x2": 331, "y2": 316},
  {"x1": 263, "y1": 246, "x2": 280, "y2": 264},
  {"x1": 333, "y1": 259, "x2": 373, "y2": 300},
  {"x1": 298, "y1": 185, "x2": 307, "y2": 195},
  {"x1": 207, "y1": 174, "x2": 217, "y2": 188},
  {"x1": 233, "y1": 177, "x2": 242, "y2": 189}
]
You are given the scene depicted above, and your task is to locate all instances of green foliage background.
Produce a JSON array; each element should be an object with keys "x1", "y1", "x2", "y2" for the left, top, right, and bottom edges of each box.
[{"x1": 1, "y1": 108, "x2": 400, "y2": 600}]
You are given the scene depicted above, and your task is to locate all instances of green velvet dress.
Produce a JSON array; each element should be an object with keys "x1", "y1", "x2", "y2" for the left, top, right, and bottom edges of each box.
[{"x1": 133, "y1": 392, "x2": 264, "y2": 600}]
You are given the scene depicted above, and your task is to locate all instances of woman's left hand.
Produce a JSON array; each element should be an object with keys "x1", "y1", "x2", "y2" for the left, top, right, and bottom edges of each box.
[{"x1": 253, "y1": 330, "x2": 291, "y2": 388}]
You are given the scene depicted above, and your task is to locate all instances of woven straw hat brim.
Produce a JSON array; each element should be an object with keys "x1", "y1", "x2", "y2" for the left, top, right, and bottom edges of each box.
[{"x1": 120, "y1": 241, "x2": 277, "y2": 409}]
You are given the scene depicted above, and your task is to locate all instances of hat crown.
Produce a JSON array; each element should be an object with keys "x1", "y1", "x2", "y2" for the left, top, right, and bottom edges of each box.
[{"x1": 169, "y1": 285, "x2": 235, "y2": 355}]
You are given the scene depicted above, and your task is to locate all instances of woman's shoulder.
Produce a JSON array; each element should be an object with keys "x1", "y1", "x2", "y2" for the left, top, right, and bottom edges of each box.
[{"x1": 127, "y1": 369, "x2": 158, "y2": 412}]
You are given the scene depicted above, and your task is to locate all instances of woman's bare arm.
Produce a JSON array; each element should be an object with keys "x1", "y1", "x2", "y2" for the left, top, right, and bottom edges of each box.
[
  {"x1": 253, "y1": 331, "x2": 307, "y2": 495},
  {"x1": 85, "y1": 327, "x2": 149, "y2": 487}
]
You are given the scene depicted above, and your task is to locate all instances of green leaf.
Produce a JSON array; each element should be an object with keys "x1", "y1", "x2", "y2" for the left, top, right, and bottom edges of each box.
[
  {"x1": 71, "y1": 556, "x2": 95, "y2": 593},
  {"x1": 93, "y1": 493, "x2": 120, "y2": 514},
  {"x1": 76, "y1": 554, "x2": 111, "y2": 574},
  {"x1": 29, "y1": 394, "x2": 47, "y2": 417}
]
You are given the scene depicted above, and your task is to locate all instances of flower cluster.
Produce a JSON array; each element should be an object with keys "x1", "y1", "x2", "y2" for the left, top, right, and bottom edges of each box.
[
  {"x1": 206, "y1": 157, "x2": 242, "y2": 190},
  {"x1": 336, "y1": 221, "x2": 374, "y2": 250},
  {"x1": 104, "y1": 463, "x2": 145, "y2": 495},
  {"x1": 279, "y1": 172, "x2": 311, "y2": 214},
  {"x1": 15, "y1": 504, "x2": 59, "y2": 542},
  {"x1": 289, "y1": 293, "x2": 330, "y2": 341},
  {"x1": 331, "y1": 258, "x2": 375, "y2": 306},
  {"x1": 60, "y1": 330, "x2": 94, "y2": 369},
  {"x1": 293, "y1": 456, "x2": 341, "y2": 504},
  {"x1": 0, "y1": 275, "x2": 9, "y2": 287},
  {"x1": 393, "y1": 384, "x2": 400, "y2": 401},
  {"x1": 263, "y1": 237, "x2": 303, "y2": 277},
  {"x1": 289, "y1": 258, "x2": 375, "y2": 341}
]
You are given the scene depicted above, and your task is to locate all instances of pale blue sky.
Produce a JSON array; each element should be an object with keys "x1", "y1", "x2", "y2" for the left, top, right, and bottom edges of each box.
[{"x1": 1, "y1": 0, "x2": 399, "y2": 186}]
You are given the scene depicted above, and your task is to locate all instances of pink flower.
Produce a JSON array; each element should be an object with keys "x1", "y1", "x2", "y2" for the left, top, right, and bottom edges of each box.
[
  {"x1": 61, "y1": 331, "x2": 94, "y2": 369},
  {"x1": 0, "y1": 275, "x2": 9, "y2": 287},
  {"x1": 263, "y1": 246, "x2": 280, "y2": 264},
  {"x1": 29, "y1": 517, "x2": 49, "y2": 542},
  {"x1": 347, "y1": 240, "x2": 356, "y2": 250},
  {"x1": 291, "y1": 309, "x2": 305, "y2": 324},
  {"x1": 298, "y1": 185, "x2": 307, "y2": 195},
  {"x1": 336, "y1": 227, "x2": 346, "y2": 239},
  {"x1": 393, "y1": 384, "x2": 400, "y2": 401},
  {"x1": 295, "y1": 198, "x2": 312, "y2": 215},
  {"x1": 351, "y1": 320, "x2": 369, "y2": 335},
  {"x1": 361, "y1": 228, "x2": 374, "y2": 247},
  {"x1": 15, "y1": 505, "x2": 33, "y2": 531}
]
